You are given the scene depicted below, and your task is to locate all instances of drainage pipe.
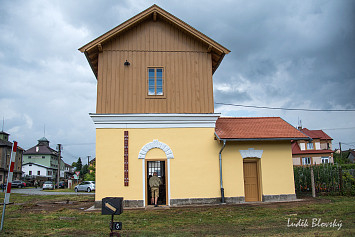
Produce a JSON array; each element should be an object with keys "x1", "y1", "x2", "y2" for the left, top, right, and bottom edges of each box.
[{"x1": 219, "y1": 140, "x2": 226, "y2": 203}]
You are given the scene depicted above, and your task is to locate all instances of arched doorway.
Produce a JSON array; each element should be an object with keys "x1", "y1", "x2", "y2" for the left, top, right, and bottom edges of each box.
[{"x1": 138, "y1": 140, "x2": 174, "y2": 206}]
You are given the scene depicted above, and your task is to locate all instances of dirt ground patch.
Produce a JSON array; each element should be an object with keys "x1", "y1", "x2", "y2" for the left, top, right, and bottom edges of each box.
[
  {"x1": 19, "y1": 196, "x2": 331, "y2": 214},
  {"x1": 19, "y1": 199, "x2": 95, "y2": 213}
]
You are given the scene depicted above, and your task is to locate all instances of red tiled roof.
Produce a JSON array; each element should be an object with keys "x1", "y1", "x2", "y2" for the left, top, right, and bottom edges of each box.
[
  {"x1": 292, "y1": 142, "x2": 333, "y2": 155},
  {"x1": 300, "y1": 128, "x2": 332, "y2": 140},
  {"x1": 215, "y1": 117, "x2": 309, "y2": 140}
]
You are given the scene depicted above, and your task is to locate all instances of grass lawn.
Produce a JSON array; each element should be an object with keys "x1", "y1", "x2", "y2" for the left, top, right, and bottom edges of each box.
[{"x1": 0, "y1": 193, "x2": 354, "y2": 236}]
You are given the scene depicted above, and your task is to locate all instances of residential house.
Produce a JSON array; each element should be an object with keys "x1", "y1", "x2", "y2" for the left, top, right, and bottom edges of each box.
[
  {"x1": 347, "y1": 150, "x2": 355, "y2": 163},
  {"x1": 292, "y1": 128, "x2": 333, "y2": 165},
  {"x1": 64, "y1": 163, "x2": 74, "y2": 179},
  {"x1": 80, "y1": 5, "x2": 308, "y2": 207},
  {"x1": 89, "y1": 158, "x2": 95, "y2": 174},
  {"x1": 0, "y1": 131, "x2": 23, "y2": 184},
  {"x1": 22, "y1": 137, "x2": 65, "y2": 180}
]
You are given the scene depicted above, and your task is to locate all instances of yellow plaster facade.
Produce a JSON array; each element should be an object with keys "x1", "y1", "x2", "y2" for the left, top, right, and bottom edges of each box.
[{"x1": 95, "y1": 127, "x2": 296, "y2": 206}]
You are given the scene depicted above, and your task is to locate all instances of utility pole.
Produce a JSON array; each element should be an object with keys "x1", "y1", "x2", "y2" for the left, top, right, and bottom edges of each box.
[
  {"x1": 57, "y1": 144, "x2": 62, "y2": 189},
  {"x1": 87, "y1": 156, "x2": 91, "y2": 166},
  {"x1": 339, "y1": 142, "x2": 342, "y2": 160}
]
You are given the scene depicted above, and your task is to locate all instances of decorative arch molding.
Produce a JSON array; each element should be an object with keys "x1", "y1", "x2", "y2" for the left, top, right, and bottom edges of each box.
[
  {"x1": 138, "y1": 140, "x2": 174, "y2": 159},
  {"x1": 239, "y1": 148, "x2": 263, "y2": 159}
]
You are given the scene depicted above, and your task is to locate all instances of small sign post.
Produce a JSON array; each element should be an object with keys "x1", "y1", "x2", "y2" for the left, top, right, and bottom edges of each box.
[{"x1": 102, "y1": 197, "x2": 123, "y2": 236}]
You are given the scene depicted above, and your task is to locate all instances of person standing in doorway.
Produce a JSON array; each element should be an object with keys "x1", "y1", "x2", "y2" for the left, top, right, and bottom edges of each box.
[{"x1": 149, "y1": 172, "x2": 162, "y2": 207}]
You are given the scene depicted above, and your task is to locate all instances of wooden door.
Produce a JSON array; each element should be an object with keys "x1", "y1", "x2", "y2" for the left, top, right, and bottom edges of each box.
[{"x1": 243, "y1": 162, "x2": 260, "y2": 202}]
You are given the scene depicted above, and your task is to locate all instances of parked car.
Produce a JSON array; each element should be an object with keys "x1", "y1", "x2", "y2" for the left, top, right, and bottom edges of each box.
[
  {"x1": 74, "y1": 181, "x2": 95, "y2": 192},
  {"x1": 42, "y1": 181, "x2": 54, "y2": 190},
  {"x1": 11, "y1": 180, "x2": 25, "y2": 188},
  {"x1": 58, "y1": 181, "x2": 66, "y2": 189}
]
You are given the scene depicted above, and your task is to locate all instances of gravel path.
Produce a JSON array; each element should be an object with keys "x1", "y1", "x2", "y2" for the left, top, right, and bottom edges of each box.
[{"x1": 3, "y1": 188, "x2": 94, "y2": 195}]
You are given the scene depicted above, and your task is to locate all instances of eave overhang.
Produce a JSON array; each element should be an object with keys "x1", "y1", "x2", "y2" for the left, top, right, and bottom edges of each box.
[
  {"x1": 79, "y1": 4, "x2": 230, "y2": 79},
  {"x1": 214, "y1": 132, "x2": 312, "y2": 142}
]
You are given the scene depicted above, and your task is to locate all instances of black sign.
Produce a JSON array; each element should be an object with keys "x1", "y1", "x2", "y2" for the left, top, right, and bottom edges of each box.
[
  {"x1": 111, "y1": 222, "x2": 122, "y2": 230},
  {"x1": 102, "y1": 197, "x2": 123, "y2": 215}
]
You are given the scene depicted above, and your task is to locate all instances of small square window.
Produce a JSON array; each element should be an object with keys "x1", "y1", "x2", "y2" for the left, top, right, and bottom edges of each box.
[{"x1": 307, "y1": 143, "x2": 314, "y2": 150}]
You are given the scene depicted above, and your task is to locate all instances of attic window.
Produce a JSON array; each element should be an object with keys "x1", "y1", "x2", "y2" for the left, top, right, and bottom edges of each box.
[
  {"x1": 148, "y1": 68, "x2": 164, "y2": 96},
  {"x1": 36, "y1": 146, "x2": 39, "y2": 152}
]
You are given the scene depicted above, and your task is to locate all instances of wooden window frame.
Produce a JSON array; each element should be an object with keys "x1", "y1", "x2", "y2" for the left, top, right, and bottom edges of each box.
[
  {"x1": 307, "y1": 142, "x2": 314, "y2": 150},
  {"x1": 146, "y1": 67, "x2": 166, "y2": 99},
  {"x1": 302, "y1": 157, "x2": 311, "y2": 165}
]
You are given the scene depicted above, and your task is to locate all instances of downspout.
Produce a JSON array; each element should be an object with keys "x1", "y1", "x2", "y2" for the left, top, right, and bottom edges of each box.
[{"x1": 219, "y1": 140, "x2": 226, "y2": 203}]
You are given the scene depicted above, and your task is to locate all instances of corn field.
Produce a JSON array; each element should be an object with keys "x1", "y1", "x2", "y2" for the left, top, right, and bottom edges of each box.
[{"x1": 294, "y1": 164, "x2": 355, "y2": 196}]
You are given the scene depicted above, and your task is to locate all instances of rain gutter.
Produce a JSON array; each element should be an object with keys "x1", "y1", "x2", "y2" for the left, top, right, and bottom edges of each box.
[{"x1": 218, "y1": 139, "x2": 226, "y2": 203}]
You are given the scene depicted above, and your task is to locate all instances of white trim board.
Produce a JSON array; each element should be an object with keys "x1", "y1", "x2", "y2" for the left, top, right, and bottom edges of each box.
[{"x1": 90, "y1": 113, "x2": 220, "y2": 129}]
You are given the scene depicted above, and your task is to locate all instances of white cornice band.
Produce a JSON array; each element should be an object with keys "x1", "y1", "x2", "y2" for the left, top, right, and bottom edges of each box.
[{"x1": 90, "y1": 113, "x2": 221, "y2": 128}]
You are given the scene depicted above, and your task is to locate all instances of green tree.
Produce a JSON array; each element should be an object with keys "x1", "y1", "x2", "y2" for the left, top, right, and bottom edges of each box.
[
  {"x1": 84, "y1": 161, "x2": 95, "y2": 181},
  {"x1": 76, "y1": 157, "x2": 83, "y2": 171},
  {"x1": 81, "y1": 164, "x2": 89, "y2": 178},
  {"x1": 334, "y1": 151, "x2": 350, "y2": 164}
]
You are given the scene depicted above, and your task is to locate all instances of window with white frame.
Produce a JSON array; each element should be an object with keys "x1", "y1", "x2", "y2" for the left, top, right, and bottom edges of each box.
[
  {"x1": 302, "y1": 157, "x2": 311, "y2": 165},
  {"x1": 321, "y1": 156, "x2": 329, "y2": 164},
  {"x1": 307, "y1": 143, "x2": 314, "y2": 150},
  {"x1": 148, "y1": 68, "x2": 163, "y2": 95}
]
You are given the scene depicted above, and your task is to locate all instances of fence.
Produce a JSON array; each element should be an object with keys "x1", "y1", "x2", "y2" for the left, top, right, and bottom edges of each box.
[{"x1": 294, "y1": 164, "x2": 355, "y2": 196}]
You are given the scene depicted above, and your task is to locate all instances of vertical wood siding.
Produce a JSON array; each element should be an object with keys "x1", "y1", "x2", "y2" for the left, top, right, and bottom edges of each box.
[{"x1": 96, "y1": 19, "x2": 214, "y2": 114}]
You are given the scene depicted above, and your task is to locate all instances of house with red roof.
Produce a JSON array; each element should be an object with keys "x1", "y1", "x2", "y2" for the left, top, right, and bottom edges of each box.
[
  {"x1": 80, "y1": 5, "x2": 309, "y2": 207},
  {"x1": 292, "y1": 127, "x2": 333, "y2": 165}
]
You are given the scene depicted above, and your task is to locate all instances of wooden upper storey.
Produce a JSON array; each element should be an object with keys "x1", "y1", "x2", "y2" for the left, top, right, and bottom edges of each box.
[{"x1": 79, "y1": 5, "x2": 230, "y2": 114}]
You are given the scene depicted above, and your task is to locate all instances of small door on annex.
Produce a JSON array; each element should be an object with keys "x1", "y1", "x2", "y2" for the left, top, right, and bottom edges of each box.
[
  {"x1": 146, "y1": 160, "x2": 167, "y2": 206},
  {"x1": 243, "y1": 161, "x2": 260, "y2": 202}
]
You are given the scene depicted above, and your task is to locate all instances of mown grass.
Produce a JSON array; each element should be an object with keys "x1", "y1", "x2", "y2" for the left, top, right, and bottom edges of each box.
[{"x1": 0, "y1": 193, "x2": 354, "y2": 236}]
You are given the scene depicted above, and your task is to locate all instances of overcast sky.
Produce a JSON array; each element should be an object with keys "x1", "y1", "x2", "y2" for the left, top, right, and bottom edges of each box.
[{"x1": 0, "y1": 0, "x2": 354, "y2": 165}]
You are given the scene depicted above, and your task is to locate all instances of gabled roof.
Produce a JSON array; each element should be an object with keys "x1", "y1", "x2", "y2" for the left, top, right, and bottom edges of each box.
[
  {"x1": 24, "y1": 143, "x2": 58, "y2": 156},
  {"x1": 79, "y1": 4, "x2": 230, "y2": 77},
  {"x1": 347, "y1": 150, "x2": 355, "y2": 158},
  {"x1": 215, "y1": 117, "x2": 309, "y2": 140},
  {"x1": 300, "y1": 128, "x2": 332, "y2": 140},
  {"x1": 291, "y1": 142, "x2": 333, "y2": 155}
]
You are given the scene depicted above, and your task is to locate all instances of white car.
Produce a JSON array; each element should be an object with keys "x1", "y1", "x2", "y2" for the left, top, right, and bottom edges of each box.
[
  {"x1": 42, "y1": 181, "x2": 54, "y2": 190},
  {"x1": 74, "y1": 181, "x2": 95, "y2": 192}
]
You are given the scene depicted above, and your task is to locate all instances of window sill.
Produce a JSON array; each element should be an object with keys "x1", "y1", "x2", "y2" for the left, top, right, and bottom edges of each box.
[{"x1": 146, "y1": 95, "x2": 167, "y2": 99}]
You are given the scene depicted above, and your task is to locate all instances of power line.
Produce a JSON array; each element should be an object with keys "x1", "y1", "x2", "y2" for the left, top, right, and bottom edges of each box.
[
  {"x1": 320, "y1": 127, "x2": 355, "y2": 130},
  {"x1": 215, "y1": 102, "x2": 355, "y2": 112}
]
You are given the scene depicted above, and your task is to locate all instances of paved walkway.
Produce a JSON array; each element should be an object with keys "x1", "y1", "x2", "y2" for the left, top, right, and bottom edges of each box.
[{"x1": 3, "y1": 188, "x2": 94, "y2": 195}]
